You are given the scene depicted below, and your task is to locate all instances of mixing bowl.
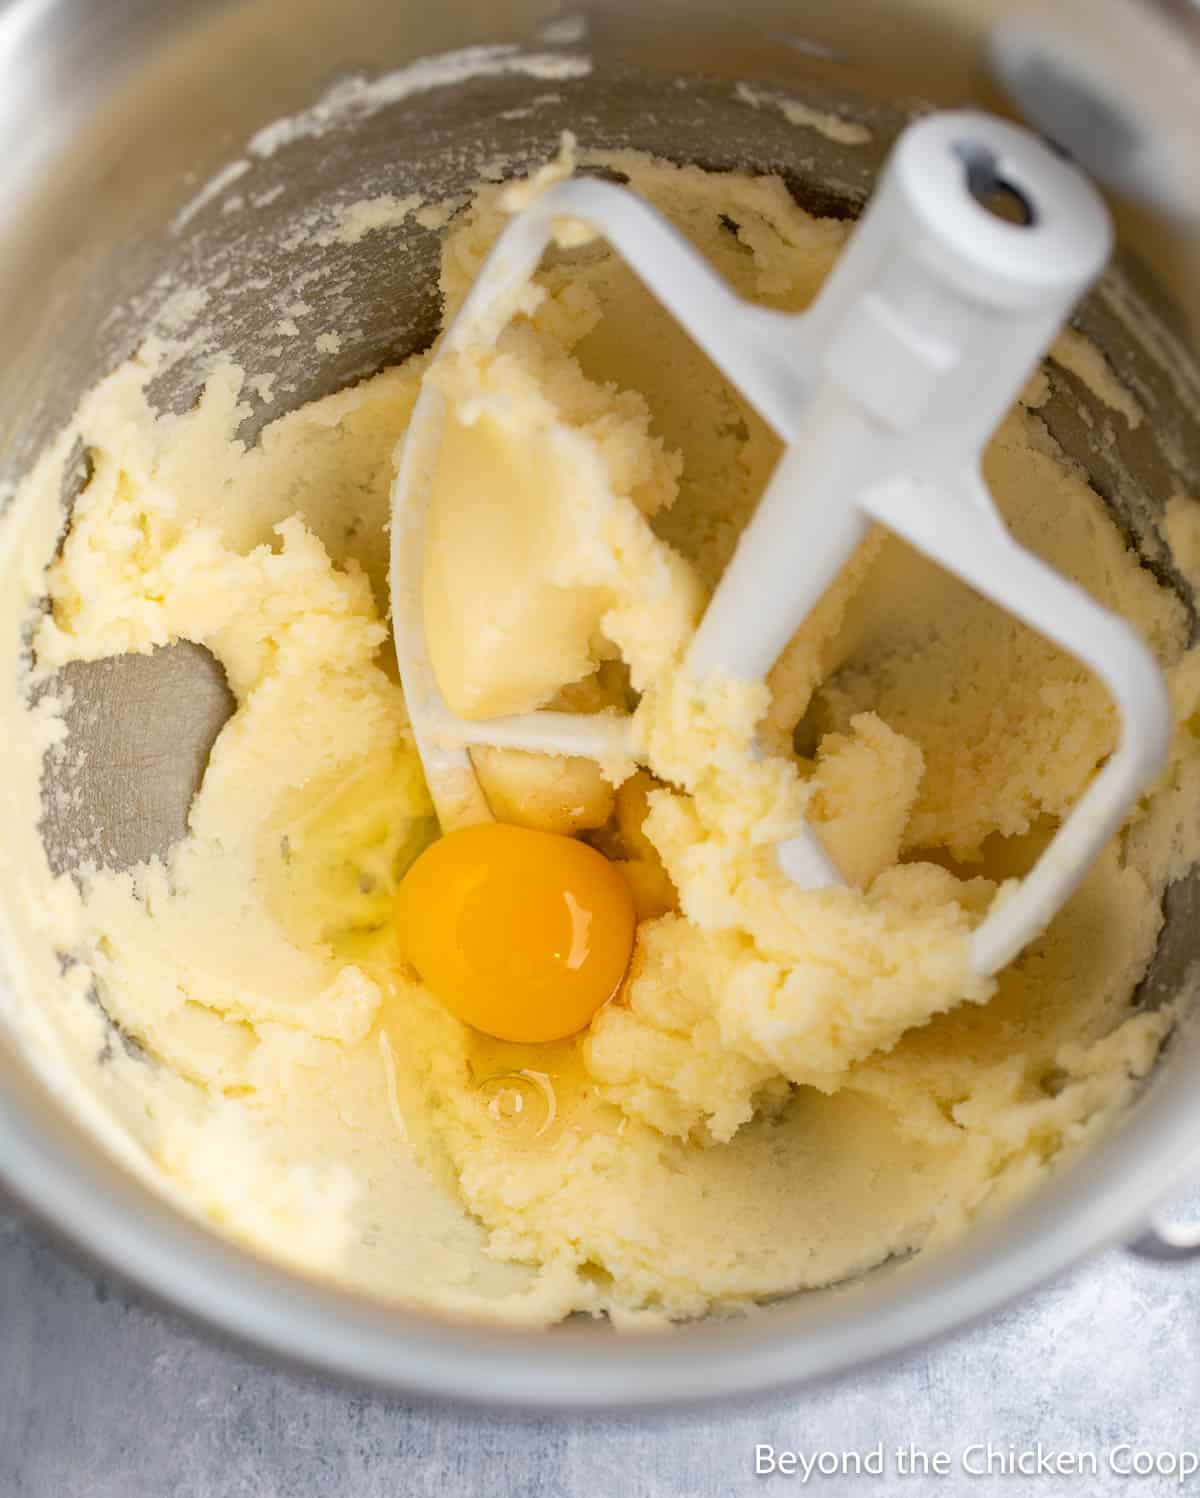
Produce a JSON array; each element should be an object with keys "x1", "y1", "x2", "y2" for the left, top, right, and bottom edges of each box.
[{"x1": 1, "y1": 0, "x2": 1199, "y2": 1408}]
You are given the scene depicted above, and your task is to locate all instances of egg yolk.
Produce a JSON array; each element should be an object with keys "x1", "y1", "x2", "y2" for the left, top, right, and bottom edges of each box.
[{"x1": 394, "y1": 821, "x2": 636, "y2": 1043}]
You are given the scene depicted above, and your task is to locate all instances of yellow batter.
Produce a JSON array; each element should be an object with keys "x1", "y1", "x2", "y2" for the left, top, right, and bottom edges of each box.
[{"x1": 4, "y1": 147, "x2": 1200, "y2": 1325}]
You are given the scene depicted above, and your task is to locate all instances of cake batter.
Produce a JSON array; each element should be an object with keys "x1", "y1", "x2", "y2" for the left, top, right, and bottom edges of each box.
[{"x1": 3, "y1": 147, "x2": 1199, "y2": 1324}]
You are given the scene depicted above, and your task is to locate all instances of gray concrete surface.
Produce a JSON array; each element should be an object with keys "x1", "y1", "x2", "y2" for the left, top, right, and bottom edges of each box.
[{"x1": 2, "y1": 1193, "x2": 1199, "y2": 1498}]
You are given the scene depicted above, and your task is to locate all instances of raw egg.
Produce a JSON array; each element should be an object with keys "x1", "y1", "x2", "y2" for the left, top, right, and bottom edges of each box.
[{"x1": 394, "y1": 821, "x2": 636, "y2": 1043}]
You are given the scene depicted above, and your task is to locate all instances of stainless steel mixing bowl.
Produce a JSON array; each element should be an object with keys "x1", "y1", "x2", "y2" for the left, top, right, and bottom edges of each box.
[{"x1": 2, "y1": 0, "x2": 1200, "y2": 1408}]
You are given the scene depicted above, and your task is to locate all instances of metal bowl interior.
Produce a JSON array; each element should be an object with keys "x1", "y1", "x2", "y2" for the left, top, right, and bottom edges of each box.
[{"x1": 1, "y1": 0, "x2": 1200, "y2": 1408}]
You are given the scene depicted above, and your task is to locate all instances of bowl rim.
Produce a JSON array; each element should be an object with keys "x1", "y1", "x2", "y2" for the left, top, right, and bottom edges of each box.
[{"x1": 2, "y1": 0, "x2": 1200, "y2": 1416}]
